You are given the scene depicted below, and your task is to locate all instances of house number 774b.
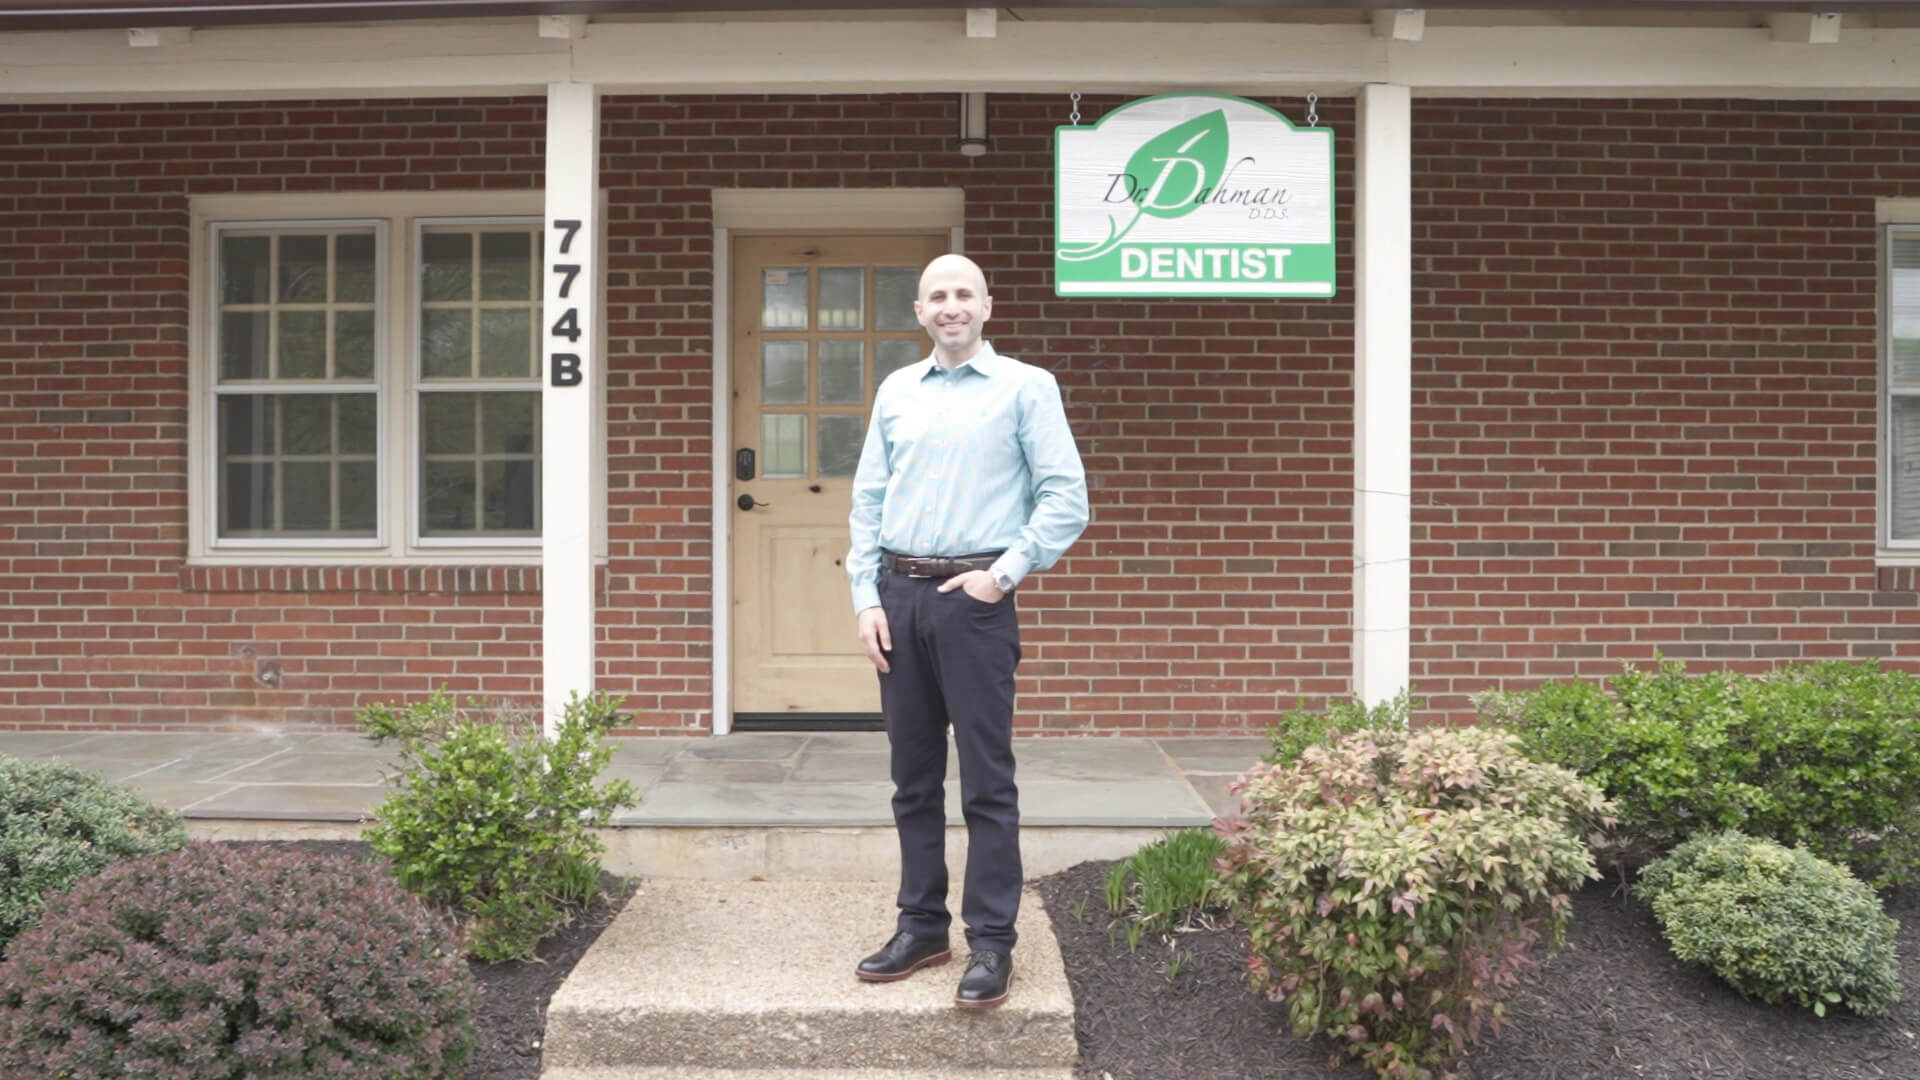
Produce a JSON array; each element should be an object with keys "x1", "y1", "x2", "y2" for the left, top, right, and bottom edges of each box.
[{"x1": 549, "y1": 217, "x2": 585, "y2": 387}]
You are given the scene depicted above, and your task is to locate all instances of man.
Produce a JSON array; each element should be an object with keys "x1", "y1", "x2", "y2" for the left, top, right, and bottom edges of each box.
[{"x1": 845, "y1": 253, "x2": 1089, "y2": 1009}]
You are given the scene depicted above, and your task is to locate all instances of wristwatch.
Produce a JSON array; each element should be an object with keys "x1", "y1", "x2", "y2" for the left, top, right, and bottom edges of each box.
[{"x1": 991, "y1": 569, "x2": 1016, "y2": 593}]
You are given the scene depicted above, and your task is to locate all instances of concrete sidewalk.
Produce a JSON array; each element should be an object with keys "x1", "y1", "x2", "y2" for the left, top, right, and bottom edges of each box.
[{"x1": 0, "y1": 729, "x2": 1264, "y2": 828}]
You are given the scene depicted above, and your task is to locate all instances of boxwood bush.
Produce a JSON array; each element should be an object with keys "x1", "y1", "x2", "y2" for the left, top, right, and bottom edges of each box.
[
  {"x1": 0, "y1": 843, "x2": 478, "y2": 1079},
  {"x1": 1218, "y1": 726, "x2": 1613, "y2": 1079},
  {"x1": 361, "y1": 689, "x2": 639, "y2": 962},
  {"x1": 1481, "y1": 660, "x2": 1920, "y2": 885},
  {"x1": 1636, "y1": 831, "x2": 1902, "y2": 1017},
  {"x1": 1263, "y1": 691, "x2": 1408, "y2": 767},
  {"x1": 1, "y1": 754, "x2": 187, "y2": 949}
]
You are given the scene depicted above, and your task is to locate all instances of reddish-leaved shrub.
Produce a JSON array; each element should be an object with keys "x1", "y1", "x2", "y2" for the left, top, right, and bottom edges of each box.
[{"x1": 0, "y1": 843, "x2": 478, "y2": 1079}]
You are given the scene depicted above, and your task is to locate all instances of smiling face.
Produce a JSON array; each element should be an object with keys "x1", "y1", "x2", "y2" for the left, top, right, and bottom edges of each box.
[{"x1": 914, "y1": 254, "x2": 992, "y2": 365}]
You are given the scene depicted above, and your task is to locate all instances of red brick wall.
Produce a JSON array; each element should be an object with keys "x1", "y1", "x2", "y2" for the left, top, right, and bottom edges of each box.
[
  {"x1": 2, "y1": 94, "x2": 1916, "y2": 731},
  {"x1": 1410, "y1": 99, "x2": 1920, "y2": 718}
]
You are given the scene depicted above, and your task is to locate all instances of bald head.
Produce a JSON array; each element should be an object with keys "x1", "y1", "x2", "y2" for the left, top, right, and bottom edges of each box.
[
  {"x1": 918, "y1": 253, "x2": 987, "y2": 299},
  {"x1": 915, "y1": 253, "x2": 993, "y2": 366}
]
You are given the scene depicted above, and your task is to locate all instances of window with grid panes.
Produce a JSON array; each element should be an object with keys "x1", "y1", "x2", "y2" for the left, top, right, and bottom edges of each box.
[
  {"x1": 1889, "y1": 227, "x2": 1920, "y2": 544},
  {"x1": 206, "y1": 214, "x2": 544, "y2": 553}
]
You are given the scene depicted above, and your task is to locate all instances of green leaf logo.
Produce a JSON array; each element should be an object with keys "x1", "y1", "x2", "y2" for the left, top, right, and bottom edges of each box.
[{"x1": 1124, "y1": 109, "x2": 1229, "y2": 221}]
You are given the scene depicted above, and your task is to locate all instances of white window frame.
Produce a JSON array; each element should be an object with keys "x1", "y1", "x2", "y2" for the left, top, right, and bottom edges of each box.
[
  {"x1": 1880, "y1": 203, "x2": 1920, "y2": 559},
  {"x1": 187, "y1": 191, "x2": 606, "y2": 566}
]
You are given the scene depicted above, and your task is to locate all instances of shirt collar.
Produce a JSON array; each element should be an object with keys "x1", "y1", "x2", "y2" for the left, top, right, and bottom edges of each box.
[{"x1": 920, "y1": 340, "x2": 1002, "y2": 379}]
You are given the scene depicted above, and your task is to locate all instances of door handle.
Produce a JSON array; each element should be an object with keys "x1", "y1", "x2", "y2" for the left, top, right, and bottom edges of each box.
[{"x1": 737, "y1": 494, "x2": 770, "y2": 511}]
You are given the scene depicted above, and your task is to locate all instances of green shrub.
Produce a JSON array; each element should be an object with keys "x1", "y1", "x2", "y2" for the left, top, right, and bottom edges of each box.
[
  {"x1": 1265, "y1": 691, "x2": 1408, "y2": 767},
  {"x1": 0, "y1": 843, "x2": 478, "y2": 1079},
  {"x1": 1483, "y1": 660, "x2": 1920, "y2": 885},
  {"x1": 1636, "y1": 831, "x2": 1902, "y2": 1018},
  {"x1": 362, "y1": 689, "x2": 639, "y2": 962},
  {"x1": 1, "y1": 755, "x2": 187, "y2": 949},
  {"x1": 1105, "y1": 827, "x2": 1226, "y2": 942},
  {"x1": 1218, "y1": 726, "x2": 1612, "y2": 1080}
]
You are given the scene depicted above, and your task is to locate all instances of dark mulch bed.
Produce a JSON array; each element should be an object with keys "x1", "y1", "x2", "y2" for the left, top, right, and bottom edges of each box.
[
  {"x1": 1033, "y1": 859, "x2": 1920, "y2": 1080},
  {"x1": 230, "y1": 840, "x2": 634, "y2": 1080}
]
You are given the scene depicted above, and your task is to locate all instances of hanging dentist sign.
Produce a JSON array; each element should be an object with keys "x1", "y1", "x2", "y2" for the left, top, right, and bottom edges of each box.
[{"x1": 1054, "y1": 94, "x2": 1335, "y2": 297}]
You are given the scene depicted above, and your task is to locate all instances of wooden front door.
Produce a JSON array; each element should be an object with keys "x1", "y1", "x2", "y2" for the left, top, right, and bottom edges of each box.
[{"x1": 729, "y1": 233, "x2": 947, "y2": 721}]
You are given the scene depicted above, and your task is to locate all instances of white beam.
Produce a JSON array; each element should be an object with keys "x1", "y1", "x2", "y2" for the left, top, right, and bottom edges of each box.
[
  {"x1": 538, "y1": 14, "x2": 587, "y2": 40},
  {"x1": 966, "y1": 7, "x2": 997, "y2": 39},
  {"x1": 8, "y1": 19, "x2": 1920, "y2": 102},
  {"x1": 1769, "y1": 12, "x2": 1843, "y2": 45},
  {"x1": 541, "y1": 81, "x2": 600, "y2": 737},
  {"x1": 126, "y1": 26, "x2": 190, "y2": 47},
  {"x1": 1353, "y1": 83, "x2": 1412, "y2": 711},
  {"x1": 1371, "y1": 9, "x2": 1425, "y2": 43}
]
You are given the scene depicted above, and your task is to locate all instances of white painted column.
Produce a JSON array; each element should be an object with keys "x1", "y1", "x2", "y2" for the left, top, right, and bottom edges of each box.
[
  {"x1": 541, "y1": 81, "x2": 600, "y2": 736},
  {"x1": 1353, "y1": 83, "x2": 1413, "y2": 709}
]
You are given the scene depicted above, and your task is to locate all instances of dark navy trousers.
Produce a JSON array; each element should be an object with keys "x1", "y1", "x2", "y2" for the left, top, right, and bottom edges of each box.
[{"x1": 875, "y1": 569, "x2": 1023, "y2": 954}]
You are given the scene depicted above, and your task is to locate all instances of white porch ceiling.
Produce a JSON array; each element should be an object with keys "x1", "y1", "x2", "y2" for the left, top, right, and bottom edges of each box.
[{"x1": 2, "y1": 12, "x2": 1918, "y2": 102}]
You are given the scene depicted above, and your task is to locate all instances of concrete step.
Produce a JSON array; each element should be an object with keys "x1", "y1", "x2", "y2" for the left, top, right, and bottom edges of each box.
[{"x1": 541, "y1": 880, "x2": 1078, "y2": 1074}]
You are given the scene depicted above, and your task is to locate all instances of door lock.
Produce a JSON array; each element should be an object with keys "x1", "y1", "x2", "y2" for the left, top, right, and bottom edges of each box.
[{"x1": 737, "y1": 494, "x2": 770, "y2": 511}]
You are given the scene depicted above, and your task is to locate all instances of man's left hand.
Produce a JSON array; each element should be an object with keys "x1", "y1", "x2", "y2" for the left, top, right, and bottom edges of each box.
[{"x1": 938, "y1": 569, "x2": 1005, "y2": 604}]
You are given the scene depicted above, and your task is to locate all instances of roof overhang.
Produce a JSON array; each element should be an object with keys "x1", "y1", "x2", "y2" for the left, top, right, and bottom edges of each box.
[
  {"x1": 3, "y1": 0, "x2": 1918, "y2": 33},
  {"x1": 4, "y1": 4, "x2": 1919, "y2": 104}
]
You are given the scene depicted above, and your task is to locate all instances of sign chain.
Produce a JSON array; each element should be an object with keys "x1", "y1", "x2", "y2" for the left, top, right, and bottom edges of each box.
[
  {"x1": 1070, "y1": 91, "x2": 1081, "y2": 126},
  {"x1": 1306, "y1": 92, "x2": 1320, "y2": 128}
]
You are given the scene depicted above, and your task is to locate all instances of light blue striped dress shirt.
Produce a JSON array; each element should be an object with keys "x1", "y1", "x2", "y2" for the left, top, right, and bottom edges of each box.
[{"x1": 847, "y1": 342, "x2": 1089, "y2": 614}]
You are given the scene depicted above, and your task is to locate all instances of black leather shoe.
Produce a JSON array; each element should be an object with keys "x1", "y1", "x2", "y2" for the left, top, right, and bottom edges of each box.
[
  {"x1": 954, "y1": 950, "x2": 1013, "y2": 1008},
  {"x1": 855, "y1": 931, "x2": 952, "y2": 982}
]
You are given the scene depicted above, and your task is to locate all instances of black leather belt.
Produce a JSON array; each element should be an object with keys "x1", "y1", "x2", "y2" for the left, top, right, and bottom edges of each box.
[{"x1": 882, "y1": 551, "x2": 1002, "y2": 578}]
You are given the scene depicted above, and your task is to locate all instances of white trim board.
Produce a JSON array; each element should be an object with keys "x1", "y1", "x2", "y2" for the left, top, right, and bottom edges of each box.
[
  {"x1": 10, "y1": 19, "x2": 1920, "y2": 102},
  {"x1": 707, "y1": 187, "x2": 965, "y2": 736}
]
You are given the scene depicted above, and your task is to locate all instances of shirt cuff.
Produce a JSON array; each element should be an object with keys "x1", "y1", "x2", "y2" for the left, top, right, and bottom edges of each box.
[
  {"x1": 988, "y1": 551, "x2": 1033, "y2": 590},
  {"x1": 851, "y1": 583, "x2": 881, "y2": 615}
]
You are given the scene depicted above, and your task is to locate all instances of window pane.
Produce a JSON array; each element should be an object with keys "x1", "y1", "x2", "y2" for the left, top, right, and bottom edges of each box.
[
  {"x1": 819, "y1": 340, "x2": 863, "y2": 404},
  {"x1": 278, "y1": 311, "x2": 326, "y2": 379},
  {"x1": 480, "y1": 231, "x2": 534, "y2": 300},
  {"x1": 222, "y1": 235, "x2": 270, "y2": 304},
  {"x1": 220, "y1": 311, "x2": 269, "y2": 381},
  {"x1": 421, "y1": 232, "x2": 472, "y2": 302},
  {"x1": 482, "y1": 460, "x2": 538, "y2": 532},
  {"x1": 762, "y1": 414, "x2": 805, "y2": 478},
  {"x1": 481, "y1": 392, "x2": 537, "y2": 454},
  {"x1": 340, "y1": 460, "x2": 378, "y2": 532},
  {"x1": 281, "y1": 461, "x2": 333, "y2": 531},
  {"x1": 421, "y1": 309, "x2": 472, "y2": 379},
  {"x1": 338, "y1": 393, "x2": 377, "y2": 455},
  {"x1": 818, "y1": 267, "x2": 864, "y2": 330},
  {"x1": 1893, "y1": 234, "x2": 1920, "y2": 384},
  {"x1": 222, "y1": 462, "x2": 274, "y2": 535},
  {"x1": 422, "y1": 461, "x2": 476, "y2": 533},
  {"x1": 336, "y1": 233, "x2": 376, "y2": 303},
  {"x1": 1893, "y1": 396, "x2": 1920, "y2": 540},
  {"x1": 819, "y1": 414, "x2": 863, "y2": 477},
  {"x1": 421, "y1": 392, "x2": 476, "y2": 456},
  {"x1": 280, "y1": 394, "x2": 332, "y2": 455},
  {"x1": 278, "y1": 235, "x2": 328, "y2": 303},
  {"x1": 875, "y1": 266, "x2": 920, "y2": 331},
  {"x1": 217, "y1": 392, "x2": 376, "y2": 540},
  {"x1": 420, "y1": 390, "x2": 540, "y2": 538},
  {"x1": 762, "y1": 340, "x2": 807, "y2": 404},
  {"x1": 761, "y1": 267, "x2": 808, "y2": 330},
  {"x1": 479, "y1": 309, "x2": 533, "y2": 379},
  {"x1": 219, "y1": 396, "x2": 273, "y2": 457},
  {"x1": 335, "y1": 310, "x2": 376, "y2": 380},
  {"x1": 875, "y1": 339, "x2": 924, "y2": 385}
]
